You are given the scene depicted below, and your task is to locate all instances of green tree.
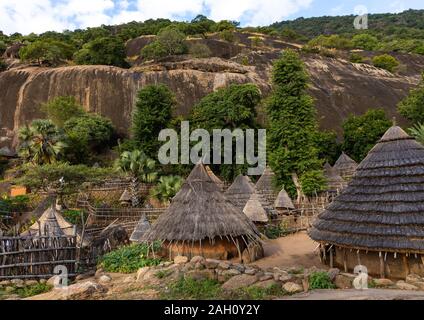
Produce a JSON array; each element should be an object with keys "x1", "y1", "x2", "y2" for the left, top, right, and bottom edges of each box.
[
  {"x1": 141, "y1": 41, "x2": 168, "y2": 60},
  {"x1": 266, "y1": 49, "x2": 324, "y2": 197},
  {"x1": 408, "y1": 123, "x2": 424, "y2": 145},
  {"x1": 352, "y1": 34, "x2": 379, "y2": 51},
  {"x1": 19, "y1": 40, "x2": 70, "y2": 66},
  {"x1": 342, "y1": 109, "x2": 392, "y2": 162},
  {"x1": 114, "y1": 150, "x2": 158, "y2": 207},
  {"x1": 18, "y1": 120, "x2": 67, "y2": 165},
  {"x1": 372, "y1": 54, "x2": 399, "y2": 72},
  {"x1": 156, "y1": 28, "x2": 187, "y2": 55},
  {"x1": 308, "y1": 35, "x2": 353, "y2": 50},
  {"x1": 150, "y1": 175, "x2": 183, "y2": 205},
  {"x1": 314, "y1": 130, "x2": 340, "y2": 165},
  {"x1": 398, "y1": 73, "x2": 424, "y2": 124},
  {"x1": 41, "y1": 96, "x2": 85, "y2": 128},
  {"x1": 74, "y1": 37, "x2": 128, "y2": 68},
  {"x1": 132, "y1": 84, "x2": 175, "y2": 159},
  {"x1": 189, "y1": 43, "x2": 212, "y2": 58}
]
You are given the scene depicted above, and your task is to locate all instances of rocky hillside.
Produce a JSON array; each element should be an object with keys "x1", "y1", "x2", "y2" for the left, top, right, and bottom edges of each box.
[{"x1": 1, "y1": 32, "x2": 423, "y2": 148}]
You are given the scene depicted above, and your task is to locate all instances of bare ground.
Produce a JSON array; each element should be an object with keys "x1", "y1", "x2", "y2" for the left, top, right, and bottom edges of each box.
[{"x1": 281, "y1": 289, "x2": 424, "y2": 300}]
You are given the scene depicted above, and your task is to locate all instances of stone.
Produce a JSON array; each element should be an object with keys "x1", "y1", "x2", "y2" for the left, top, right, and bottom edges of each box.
[
  {"x1": 334, "y1": 273, "x2": 356, "y2": 289},
  {"x1": 327, "y1": 268, "x2": 340, "y2": 282},
  {"x1": 98, "y1": 275, "x2": 112, "y2": 284},
  {"x1": 406, "y1": 274, "x2": 422, "y2": 284},
  {"x1": 259, "y1": 273, "x2": 273, "y2": 281},
  {"x1": 282, "y1": 282, "x2": 303, "y2": 294},
  {"x1": 25, "y1": 280, "x2": 39, "y2": 286},
  {"x1": 181, "y1": 262, "x2": 195, "y2": 273},
  {"x1": 250, "y1": 279, "x2": 279, "y2": 290},
  {"x1": 190, "y1": 256, "x2": 205, "y2": 264},
  {"x1": 194, "y1": 262, "x2": 205, "y2": 270},
  {"x1": 174, "y1": 256, "x2": 189, "y2": 264},
  {"x1": 396, "y1": 281, "x2": 419, "y2": 291},
  {"x1": 204, "y1": 259, "x2": 220, "y2": 269},
  {"x1": 232, "y1": 264, "x2": 245, "y2": 273},
  {"x1": 184, "y1": 269, "x2": 217, "y2": 281},
  {"x1": 136, "y1": 267, "x2": 150, "y2": 282},
  {"x1": 222, "y1": 269, "x2": 241, "y2": 277},
  {"x1": 244, "y1": 267, "x2": 257, "y2": 275},
  {"x1": 413, "y1": 282, "x2": 424, "y2": 291},
  {"x1": 123, "y1": 276, "x2": 135, "y2": 283},
  {"x1": 373, "y1": 278, "x2": 394, "y2": 288},
  {"x1": 75, "y1": 271, "x2": 95, "y2": 282},
  {"x1": 0, "y1": 280, "x2": 11, "y2": 286},
  {"x1": 95, "y1": 268, "x2": 104, "y2": 278},
  {"x1": 39, "y1": 279, "x2": 47, "y2": 284},
  {"x1": 221, "y1": 274, "x2": 258, "y2": 291},
  {"x1": 218, "y1": 262, "x2": 231, "y2": 270},
  {"x1": 10, "y1": 279, "x2": 24, "y2": 286},
  {"x1": 279, "y1": 274, "x2": 293, "y2": 283},
  {"x1": 163, "y1": 262, "x2": 173, "y2": 267}
]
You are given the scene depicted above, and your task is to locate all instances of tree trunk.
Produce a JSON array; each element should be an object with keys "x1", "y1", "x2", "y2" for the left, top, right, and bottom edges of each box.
[
  {"x1": 291, "y1": 173, "x2": 305, "y2": 205},
  {"x1": 130, "y1": 177, "x2": 140, "y2": 207}
]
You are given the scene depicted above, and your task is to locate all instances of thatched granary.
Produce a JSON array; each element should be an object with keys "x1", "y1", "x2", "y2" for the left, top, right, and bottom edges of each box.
[
  {"x1": 206, "y1": 165, "x2": 225, "y2": 191},
  {"x1": 142, "y1": 163, "x2": 262, "y2": 261},
  {"x1": 130, "y1": 215, "x2": 151, "y2": 242},
  {"x1": 243, "y1": 191, "x2": 269, "y2": 223},
  {"x1": 255, "y1": 166, "x2": 278, "y2": 204},
  {"x1": 225, "y1": 175, "x2": 255, "y2": 211},
  {"x1": 323, "y1": 164, "x2": 347, "y2": 194},
  {"x1": 333, "y1": 152, "x2": 358, "y2": 181},
  {"x1": 274, "y1": 188, "x2": 295, "y2": 211},
  {"x1": 310, "y1": 126, "x2": 424, "y2": 279}
]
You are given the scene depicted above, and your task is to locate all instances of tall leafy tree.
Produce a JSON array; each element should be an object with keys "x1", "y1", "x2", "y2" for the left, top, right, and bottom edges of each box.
[
  {"x1": 132, "y1": 84, "x2": 176, "y2": 159},
  {"x1": 398, "y1": 73, "x2": 424, "y2": 124},
  {"x1": 266, "y1": 49, "x2": 324, "y2": 197},
  {"x1": 41, "y1": 96, "x2": 85, "y2": 128}
]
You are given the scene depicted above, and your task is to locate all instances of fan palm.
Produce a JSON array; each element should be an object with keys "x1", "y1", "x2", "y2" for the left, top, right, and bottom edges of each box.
[
  {"x1": 409, "y1": 123, "x2": 424, "y2": 145},
  {"x1": 115, "y1": 150, "x2": 158, "y2": 207},
  {"x1": 150, "y1": 175, "x2": 183, "y2": 205}
]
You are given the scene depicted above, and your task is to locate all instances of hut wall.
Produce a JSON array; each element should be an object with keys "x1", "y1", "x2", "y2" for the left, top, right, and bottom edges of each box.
[{"x1": 333, "y1": 247, "x2": 424, "y2": 280}]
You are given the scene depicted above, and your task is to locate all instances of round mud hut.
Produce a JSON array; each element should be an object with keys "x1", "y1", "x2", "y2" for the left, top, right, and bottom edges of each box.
[
  {"x1": 333, "y1": 152, "x2": 358, "y2": 181},
  {"x1": 142, "y1": 162, "x2": 263, "y2": 262},
  {"x1": 310, "y1": 126, "x2": 424, "y2": 279},
  {"x1": 225, "y1": 175, "x2": 255, "y2": 211}
]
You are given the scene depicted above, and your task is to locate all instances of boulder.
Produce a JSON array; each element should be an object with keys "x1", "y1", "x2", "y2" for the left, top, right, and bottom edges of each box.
[
  {"x1": 95, "y1": 268, "x2": 104, "y2": 278},
  {"x1": 174, "y1": 256, "x2": 189, "y2": 264},
  {"x1": 282, "y1": 282, "x2": 303, "y2": 294},
  {"x1": 190, "y1": 256, "x2": 205, "y2": 264},
  {"x1": 0, "y1": 280, "x2": 11, "y2": 286},
  {"x1": 279, "y1": 273, "x2": 293, "y2": 283},
  {"x1": 204, "y1": 259, "x2": 220, "y2": 269},
  {"x1": 222, "y1": 269, "x2": 241, "y2": 277},
  {"x1": 396, "y1": 281, "x2": 419, "y2": 291},
  {"x1": 218, "y1": 262, "x2": 231, "y2": 270},
  {"x1": 244, "y1": 267, "x2": 257, "y2": 275},
  {"x1": 47, "y1": 275, "x2": 61, "y2": 287},
  {"x1": 250, "y1": 279, "x2": 279, "y2": 290},
  {"x1": 259, "y1": 273, "x2": 273, "y2": 281},
  {"x1": 221, "y1": 274, "x2": 258, "y2": 291},
  {"x1": 184, "y1": 269, "x2": 217, "y2": 281},
  {"x1": 334, "y1": 273, "x2": 356, "y2": 289},
  {"x1": 406, "y1": 274, "x2": 422, "y2": 284},
  {"x1": 98, "y1": 275, "x2": 112, "y2": 284},
  {"x1": 181, "y1": 262, "x2": 195, "y2": 273},
  {"x1": 373, "y1": 278, "x2": 394, "y2": 288},
  {"x1": 75, "y1": 271, "x2": 95, "y2": 282},
  {"x1": 136, "y1": 267, "x2": 151, "y2": 282},
  {"x1": 25, "y1": 280, "x2": 39, "y2": 286},
  {"x1": 10, "y1": 279, "x2": 24, "y2": 286},
  {"x1": 26, "y1": 281, "x2": 106, "y2": 300}
]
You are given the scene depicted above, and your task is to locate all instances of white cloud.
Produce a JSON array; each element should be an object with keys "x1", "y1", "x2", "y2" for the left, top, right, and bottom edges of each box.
[{"x1": 0, "y1": 0, "x2": 313, "y2": 35}]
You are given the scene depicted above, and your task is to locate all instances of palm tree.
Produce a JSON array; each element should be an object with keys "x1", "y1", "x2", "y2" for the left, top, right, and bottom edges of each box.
[
  {"x1": 150, "y1": 175, "x2": 183, "y2": 205},
  {"x1": 115, "y1": 150, "x2": 157, "y2": 207},
  {"x1": 18, "y1": 120, "x2": 66, "y2": 165},
  {"x1": 409, "y1": 123, "x2": 424, "y2": 145}
]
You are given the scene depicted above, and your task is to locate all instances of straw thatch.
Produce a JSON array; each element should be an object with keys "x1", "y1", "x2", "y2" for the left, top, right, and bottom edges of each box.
[
  {"x1": 130, "y1": 215, "x2": 151, "y2": 242},
  {"x1": 324, "y1": 164, "x2": 347, "y2": 193},
  {"x1": 206, "y1": 165, "x2": 225, "y2": 191},
  {"x1": 243, "y1": 191, "x2": 269, "y2": 223},
  {"x1": 225, "y1": 175, "x2": 255, "y2": 211},
  {"x1": 119, "y1": 189, "x2": 131, "y2": 206},
  {"x1": 333, "y1": 152, "x2": 358, "y2": 180},
  {"x1": 142, "y1": 162, "x2": 261, "y2": 244},
  {"x1": 274, "y1": 188, "x2": 295, "y2": 210},
  {"x1": 310, "y1": 126, "x2": 424, "y2": 253}
]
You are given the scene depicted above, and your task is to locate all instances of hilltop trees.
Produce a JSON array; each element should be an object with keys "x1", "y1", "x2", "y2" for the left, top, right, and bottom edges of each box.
[
  {"x1": 19, "y1": 40, "x2": 73, "y2": 66},
  {"x1": 398, "y1": 73, "x2": 424, "y2": 124},
  {"x1": 141, "y1": 28, "x2": 187, "y2": 60},
  {"x1": 266, "y1": 49, "x2": 324, "y2": 197},
  {"x1": 41, "y1": 96, "x2": 84, "y2": 128}
]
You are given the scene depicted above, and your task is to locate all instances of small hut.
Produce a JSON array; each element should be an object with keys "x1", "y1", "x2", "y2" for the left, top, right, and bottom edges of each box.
[
  {"x1": 243, "y1": 191, "x2": 269, "y2": 223},
  {"x1": 255, "y1": 166, "x2": 278, "y2": 205},
  {"x1": 206, "y1": 165, "x2": 225, "y2": 191},
  {"x1": 225, "y1": 175, "x2": 255, "y2": 211},
  {"x1": 130, "y1": 215, "x2": 151, "y2": 242},
  {"x1": 119, "y1": 189, "x2": 131, "y2": 207},
  {"x1": 310, "y1": 126, "x2": 424, "y2": 279},
  {"x1": 274, "y1": 188, "x2": 295, "y2": 213},
  {"x1": 142, "y1": 162, "x2": 262, "y2": 261},
  {"x1": 323, "y1": 164, "x2": 347, "y2": 194},
  {"x1": 333, "y1": 152, "x2": 358, "y2": 181}
]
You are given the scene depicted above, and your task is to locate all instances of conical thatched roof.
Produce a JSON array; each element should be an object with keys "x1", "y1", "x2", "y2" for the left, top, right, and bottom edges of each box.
[
  {"x1": 310, "y1": 126, "x2": 424, "y2": 253},
  {"x1": 130, "y1": 215, "x2": 151, "y2": 242},
  {"x1": 23, "y1": 205, "x2": 73, "y2": 237},
  {"x1": 256, "y1": 166, "x2": 278, "y2": 206},
  {"x1": 324, "y1": 166, "x2": 347, "y2": 193},
  {"x1": 243, "y1": 192, "x2": 269, "y2": 223},
  {"x1": 274, "y1": 188, "x2": 295, "y2": 210},
  {"x1": 225, "y1": 175, "x2": 255, "y2": 211},
  {"x1": 323, "y1": 162, "x2": 332, "y2": 170},
  {"x1": 142, "y1": 163, "x2": 261, "y2": 243},
  {"x1": 119, "y1": 189, "x2": 131, "y2": 202},
  {"x1": 333, "y1": 152, "x2": 358, "y2": 173},
  {"x1": 206, "y1": 165, "x2": 225, "y2": 191}
]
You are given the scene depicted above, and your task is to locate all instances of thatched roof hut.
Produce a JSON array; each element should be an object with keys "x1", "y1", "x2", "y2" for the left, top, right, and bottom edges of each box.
[
  {"x1": 119, "y1": 189, "x2": 131, "y2": 206},
  {"x1": 142, "y1": 162, "x2": 262, "y2": 261},
  {"x1": 206, "y1": 165, "x2": 225, "y2": 191},
  {"x1": 323, "y1": 164, "x2": 347, "y2": 193},
  {"x1": 225, "y1": 175, "x2": 255, "y2": 211},
  {"x1": 333, "y1": 152, "x2": 358, "y2": 180},
  {"x1": 130, "y1": 215, "x2": 151, "y2": 242},
  {"x1": 243, "y1": 191, "x2": 269, "y2": 223},
  {"x1": 310, "y1": 126, "x2": 424, "y2": 279},
  {"x1": 274, "y1": 188, "x2": 295, "y2": 210}
]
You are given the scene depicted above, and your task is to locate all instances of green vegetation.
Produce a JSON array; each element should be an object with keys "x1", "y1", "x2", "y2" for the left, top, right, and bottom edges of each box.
[
  {"x1": 98, "y1": 243, "x2": 162, "y2": 273},
  {"x1": 162, "y1": 277, "x2": 221, "y2": 300},
  {"x1": 19, "y1": 40, "x2": 73, "y2": 66},
  {"x1": 0, "y1": 283, "x2": 52, "y2": 299},
  {"x1": 314, "y1": 130, "x2": 340, "y2": 165},
  {"x1": 189, "y1": 43, "x2": 212, "y2": 58},
  {"x1": 141, "y1": 28, "x2": 187, "y2": 60},
  {"x1": 264, "y1": 224, "x2": 289, "y2": 239},
  {"x1": 372, "y1": 54, "x2": 400, "y2": 72},
  {"x1": 408, "y1": 123, "x2": 424, "y2": 145},
  {"x1": 398, "y1": 73, "x2": 424, "y2": 124},
  {"x1": 307, "y1": 35, "x2": 352, "y2": 50},
  {"x1": 309, "y1": 271, "x2": 335, "y2": 289},
  {"x1": 342, "y1": 109, "x2": 392, "y2": 162},
  {"x1": 230, "y1": 284, "x2": 285, "y2": 300},
  {"x1": 41, "y1": 96, "x2": 85, "y2": 128},
  {"x1": 150, "y1": 175, "x2": 183, "y2": 205},
  {"x1": 351, "y1": 34, "x2": 379, "y2": 51},
  {"x1": 0, "y1": 195, "x2": 30, "y2": 212},
  {"x1": 349, "y1": 53, "x2": 364, "y2": 63},
  {"x1": 62, "y1": 209, "x2": 86, "y2": 225},
  {"x1": 266, "y1": 49, "x2": 324, "y2": 197}
]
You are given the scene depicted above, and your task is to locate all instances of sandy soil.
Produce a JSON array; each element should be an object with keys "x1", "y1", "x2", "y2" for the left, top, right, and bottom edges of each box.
[
  {"x1": 281, "y1": 289, "x2": 424, "y2": 300},
  {"x1": 252, "y1": 231, "x2": 325, "y2": 269}
]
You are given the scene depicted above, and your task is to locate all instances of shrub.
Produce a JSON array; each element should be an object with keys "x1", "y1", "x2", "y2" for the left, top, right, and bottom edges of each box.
[
  {"x1": 309, "y1": 271, "x2": 335, "y2": 289},
  {"x1": 140, "y1": 41, "x2": 168, "y2": 60},
  {"x1": 372, "y1": 54, "x2": 399, "y2": 72},
  {"x1": 13, "y1": 283, "x2": 52, "y2": 298},
  {"x1": 264, "y1": 224, "x2": 289, "y2": 239},
  {"x1": 308, "y1": 35, "x2": 353, "y2": 50},
  {"x1": 157, "y1": 28, "x2": 188, "y2": 55},
  {"x1": 189, "y1": 43, "x2": 211, "y2": 58},
  {"x1": 352, "y1": 34, "x2": 378, "y2": 51},
  {"x1": 349, "y1": 53, "x2": 364, "y2": 63},
  {"x1": 398, "y1": 73, "x2": 424, "y2": 124},
  {"x1": 219, "y1": 30, "x2": 236, "y2": 43},
  {"x1": 98, "y1": 243, "x2": 162, "y2": 273},
  {"x1": 62, "y1": 209, "x2": 86, "y2": 225},
  {"x1": 41, "y1": 96, "x2": 85, "y2": 128},
  {"x1": 162, "y1": 277, "x2": 221, "y2": 300}
]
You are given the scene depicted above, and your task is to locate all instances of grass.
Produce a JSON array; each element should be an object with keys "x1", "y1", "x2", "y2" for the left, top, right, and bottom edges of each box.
[
  {"x1": 0, "y1": 283, "x2": 52, "y2": 299},
  {"x1": 155, "y1": 269, "x2": 173, "y2": 279},
  {"x1": 98, "y1": 243, "x2": 162, "y2": 273},
  {"x1": 161, "y1": 277, "x2": 222, "y2": 300},
  {"x1": 309, "y1": 271, "x2": 336, "y2": 289},
  {"x1": 229, "y1": 284, "x2": 286, "y2": 300}
]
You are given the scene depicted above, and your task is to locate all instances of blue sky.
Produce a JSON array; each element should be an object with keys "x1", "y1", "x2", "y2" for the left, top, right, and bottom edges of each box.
[{"x1": 1, "y1": 0, "x2": 424, "y2": 35}]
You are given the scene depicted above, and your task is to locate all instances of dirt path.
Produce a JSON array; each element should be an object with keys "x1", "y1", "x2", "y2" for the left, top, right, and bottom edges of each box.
[
  {"x1": 281, "y1": 289, "x2": 424, "y2": 300},
  {"x1": 252, "y1": 232, "x2": 325, "y2": 269}
]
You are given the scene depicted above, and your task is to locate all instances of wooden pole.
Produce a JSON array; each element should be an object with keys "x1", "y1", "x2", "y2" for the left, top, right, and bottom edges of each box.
[
  {"x1": 343, "y1": 248, "x2": 348, "y2": 272},
  {"x1": 379, "y1": 252, "x2": 385, "y2": 279},
  {"x1": 403, "y1": 254, "x2": 410, "y2": 278},
  {"x1": 329, "y1": 247, "x2": 334, "y2": 268}
]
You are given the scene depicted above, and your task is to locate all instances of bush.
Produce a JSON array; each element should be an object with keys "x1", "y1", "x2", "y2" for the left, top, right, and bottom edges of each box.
[
  {"x1": 349, "y1": 53, "x2": 364, "y2": 63},
  {"x1": 189, "y1": 43, "x2": 211, "y2": 58},
  {"x1": 141, "y1": 41, "x2": 168, "y2": 60},
  {"x1": 372, "y1": 54, "x2": 399, "y2": 72},
  {"x1": 352, "y1": 34, "x2": 378, "y2": 51},
  {"x1": 0, "y1": 195, "x2": 30, "y2": 212},
  {"x1": 219, "y1": 30, "x2": 236, "y2": 43},
  {"x1": 62, "y1": 209, "x2": 86, "y2": 225},
  {"x1": 162, "y1": 277, "x2": 221, "y2": 300},
  {"x1": 19, "y1": 40, "x2": 72, "y2": 66},
  {"x1": 264, "y1": 224, "x2": 289, "y2": 239},
  {"x1": 41, "y1": 96, "x2": 85, "y2": 128},
  {"x1": 98, "y1": 243, "x2": 162, "y2": 273},
  {"x1": 308, "y1": 35, "x2": 353, "y2": 50},
  {"x1": 157, "y1": 28, "x2": 187, "y2": 55},
  {"x1": 309, "y1": 271, "x2": 335, "y2": 289},
  {"x1": 398, "y1": 73, "x2": 424, "y2": 124},
  {"x1": 13, "y1": 283, "x2": 52, "y2": 298}
]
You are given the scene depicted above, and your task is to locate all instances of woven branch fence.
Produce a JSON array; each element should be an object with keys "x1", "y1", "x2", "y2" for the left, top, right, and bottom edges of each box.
[{"x1": 0, "y1": 235, "x2": 77, "y2": 280}]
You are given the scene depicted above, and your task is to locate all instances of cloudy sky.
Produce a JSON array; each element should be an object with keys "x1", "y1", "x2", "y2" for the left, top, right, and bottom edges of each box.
[{"x1": 1, "y1": 0, "x2": 423, "y2": 35}]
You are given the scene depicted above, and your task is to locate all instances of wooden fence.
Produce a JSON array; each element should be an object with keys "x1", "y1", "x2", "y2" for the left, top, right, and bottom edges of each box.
[{"x1": 0, "y1": 235, "x2": 77, "y2": 280}]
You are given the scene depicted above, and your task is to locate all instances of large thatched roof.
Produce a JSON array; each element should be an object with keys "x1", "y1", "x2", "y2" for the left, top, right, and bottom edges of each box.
[
  {"x1": 225, "y1": 175, "x2": 255, "y2": 211},
  {"x1": 243, "y1": 191, "x2": 269, "y2": 223},
  {"x1": 130, "y1": 215, "x2": 151, "y2": 242},
  {"x1": 310, "y1": 126, "x2": 424, "y2": 253},
  {"x1": 274, "y1": 188, "x2": 295, "y2": 210},
  {"x1": 142, "y1": 163, "x2": 261, "y2": 243}
]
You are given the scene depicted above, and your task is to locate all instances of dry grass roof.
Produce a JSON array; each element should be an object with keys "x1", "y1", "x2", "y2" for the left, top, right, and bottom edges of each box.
[
  {"x1": 274, "y1": 188, "x2": 295, "y2": 209},
  {"x1": 310, "y1": 126, "x2": 424, "y2": 253},
  {"x1": 225, "y1": 175, "x2": 255, "y2": 211},
  {"x1": 333, "y1": 152, "x2": 358, "y2": 172},
  {"x1": 23, "y1": 205, "x2": 74, "y2": 237},
  {"x1": 255, "y1": 166, "x2": 276, "y2": 192},
  {"x1": 142, "y1": 163, "x2": 261, "y2": 244},
  {"x1": 324, "y1": 165, "x2": 347, "y2": 192},
  {"x1": 243, "y1": 191, "x2": 269, "y2": 223},
  {"x1": 130, "y1": 215, "x2": 151, "y2": 242}
]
